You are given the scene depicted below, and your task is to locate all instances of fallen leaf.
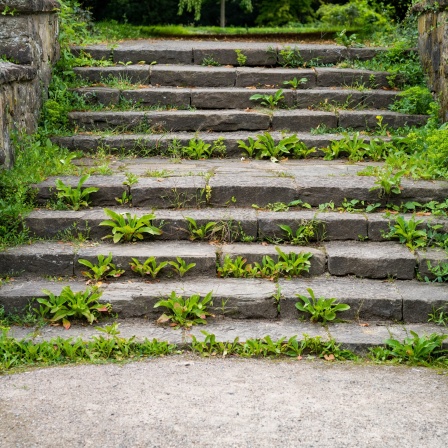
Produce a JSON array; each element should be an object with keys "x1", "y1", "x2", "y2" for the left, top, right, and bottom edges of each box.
[
  {"x1": 156, "y1": 314, "x2": 171, "y2": 324},
  {"x1": 324, "y1": 354, "x2": 335, "y2": 361},
  {"x1": 359, "y1": 322, "x2": 369, "y2": 327},
  {"x1": 246, "y1": 86, "x2": 257, "y2": 90},
  {"x1": 62, "y1": 318, "x2": 71, "y2": 330}
]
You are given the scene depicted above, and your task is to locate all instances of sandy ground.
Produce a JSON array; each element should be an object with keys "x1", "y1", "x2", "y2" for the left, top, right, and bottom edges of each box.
[{"x1": 1, "y1": 356, "x2": 447, "y2": 448}]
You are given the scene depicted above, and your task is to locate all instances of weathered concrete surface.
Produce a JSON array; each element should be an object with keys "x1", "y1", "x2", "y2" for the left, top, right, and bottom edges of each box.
[
  {"x1": 1, "y1": 349, "x2": 448, "y2": 447},
  {"x1": 68, "y1": 110, "x2": 271, "y2": 132},
  {"x1": 279, "y1": 276, "x2": 403, "y2": 321},
  {"x1": 325, "y1": 241, "x2": 417, "y2": 279},
  {"x1": 73, "y1": 66, "x2": 151, "y2": 84}
]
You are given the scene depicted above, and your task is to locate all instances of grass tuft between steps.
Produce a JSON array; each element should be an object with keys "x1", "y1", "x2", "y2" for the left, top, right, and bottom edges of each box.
[{"x1": 1, "y1": 323, "x2": 448, "y2": 373}]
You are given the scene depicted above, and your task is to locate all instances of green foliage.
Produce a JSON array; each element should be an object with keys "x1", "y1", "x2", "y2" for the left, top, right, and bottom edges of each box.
[
  {"x1": 99, "y1": 208, "x2": 163, "y2": 243},
  {"x1": 295, "y1": 288, "x2": 350, "y2": 324},
  {"x1": 237, "y1": 132, "x2": 313, "y2": 161},
  {"x1": 334, "y1": 29, "x2": 363, "y2": 47},
  {"x1": 0, "y1": 325, "x2": 176, "y2": 371},
  {"x1": 154, "y1": 291, "x2": 213, "y2": 328},
  {"x1": 390, "y1": 86, "x2": 435, "y2": 115},
  {"x1": 256, "y1": 0, "x2": 314, "y2": 27},
  {"x1": 170, "y1": 137, "x2": 226, "y2": 159},
  {"x1": 78, "y1": 253, "x2": 125, "y2": 281},
  {"x1": 317, "y1": 0, "x2": 391, "y2": 32},
  {"x1": 185, "y1": 217, "x2": 217, "y2": 241},
  {"x1": 425, "y1": 261, "x2": 448, "y2": 283},
  {"x1": 129, "y1": 257, "x2": 169, "y2": 278},
  {"x1": 428, "y1": 305, "x2": 448, "y2": 325},
  {"x1": 54, "y1": 174, "x2": 99, "y2": 210},
  {"x1": 283, "y1": 77, "x2": 308, "y2": 89},
  {"x1": 277, "y1": 46, "x2": 304, "y2": 67},
  {"x1": 36, "y1": 286, "x2": 111, "y2": 329},
  {"x1": 277, "y1": 221, "x2": 318, "y2": 245},
  {"x1": 250, "y1": 89, "x2": 285, "y2": 109},
  {"x1": 235, "y1": 49, "x2": 247, "y2": 66},
  {"x1": 217, "y1": 248, "x2": 312, "y2": 280},
  {"x1": 385, "y1": 215, "x2": 427, "y2": 251},
  {"x1": 369, "y1": 167, "x2": 403, "y2": 198},
  {"x1": 168, "y1": 257, "x2": 197, "y2": 277},
  {"x1": 190, "y1": 331, "x2": 357, "y2": 360},
  {"x1": 201, "y1": 55, "x2": 220, "y2": 66},
  {"x1": 369, "y1": 331, "x2": 448, "y2": 365}
]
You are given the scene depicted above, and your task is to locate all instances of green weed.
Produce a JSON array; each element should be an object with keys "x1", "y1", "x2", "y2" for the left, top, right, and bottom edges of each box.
[
  {"x1": 154, "y1": 291, "x2": 213, "y2": 328},
  {"x1": 36, "y1": 286, "x2": 111, "y2": 329},
  {"x1": 250, "y1": 89, "x2": 285, "y2": 109},
  {"x1": 295, "y1": 288, "x2": 350, "y2": 324},
  {"x1": 99, "y1": 208, "x2": 163, "y2": 243},
  {"x1": 129, "y1": 257, "x2": 168, "y2": 278},
  {"x1": 78, "y1": 253, "x2": 125, "y2": 281}
]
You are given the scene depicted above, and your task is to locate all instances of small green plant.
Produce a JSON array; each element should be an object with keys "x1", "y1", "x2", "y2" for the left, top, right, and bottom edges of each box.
[
  {"x1": 100, "y1": 208, "x2": 163, "y2": 243},
  {"x1": 277, "y1": 221, "x2": 318, "y2": 245},
  {"x1": 123, "y1": 172, "x2": 139, "y2": 187},
  {"x1": 168, "y1": 257, "x2": 196, "y2": 277},
  {"x1": 250, "y1": 89, "x2": 284, "y2": 109},
  {"x1": 185, "y1": 217, "x2": 217, "y2": 241},
  {"x1": 78, "y1": 253, "x2": 125, "y2": 281},
  {"x1": 177, "y1": 137, "x2": 226, "y2": 159},
  {"x1": 36, "y1": 286, "x2": 111, "y2": 329},
  {"x1": 369, "y1": 331, "x2": 447, "y2": 365},
  {"x1": 235, "y1": 49, "x2": 247, "y2": 66},
  {"x1": 385, "y1": 216, "x2": 427, "y2": 251},
  {"x1": 237, "y1": 132, "x2": 305, "y2": 161},
  {"x1": 283, "y1": 77, "x2": 308, "y2": 89},
  {"x1": 278, "y1": 46, "x2": 304, "y2": 68},
  {"x1": 428, "y1": 305, "x2": 448, "y2": 325},
  {"x1": 201, "y1": 55, "x2": 220, "y2": 66},
  {"x1": 295, "y1": 288, "x2": 350, "y2": 324},
  {"x1": 335, "y1": 29, "x2": 362, "y2": 47},
  {"x1": 129, "y1": 257, "x2": 169, "y2": 278},
  {"x1": 115, "y1": 190, "x2": 132, "y2": 206},
  {"x1": 425, "y1": 261, "x2": 448, "y2": 283},
  {"x1": 154, "y1": 291, "x2": 213, "y2": 328},
  {"x1": 370, "y1": 168, "x2": 404, "y2": 198},
  {"x1": 54, "y1": 174, "x2": 99, "y2": 211}
]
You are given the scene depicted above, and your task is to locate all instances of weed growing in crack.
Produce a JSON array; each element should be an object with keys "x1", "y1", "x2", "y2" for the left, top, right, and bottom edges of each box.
[
  {"x1": 295, "y1": 288, "x2": 350, "y2": 324},
  {"x1": 154, "y1": 291, "x2": 213, "y2": 328}
]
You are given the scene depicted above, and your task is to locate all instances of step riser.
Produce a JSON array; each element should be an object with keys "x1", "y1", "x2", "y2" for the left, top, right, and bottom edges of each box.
[
  {"x1": 72, "y1": 45, "x2": 391, "y2": 67},
  {"x1": 1, "y1": 277, "x2": 445, "y2": 323},
  {"x1": 75, "y1": 88, "x2": 399, "y2": 111},
  {"x1": 73, "y1": 66, "x2": 394, "y2": 89},
  {"x1": 68, "y1": 110, "x2": 427, "y2": 133},
  {"x1": 3, "y1": 237, "x2": 445, "y2": 281},
  {"x1": 51, "y1": 133, "x2": 386, "y2": 157}
]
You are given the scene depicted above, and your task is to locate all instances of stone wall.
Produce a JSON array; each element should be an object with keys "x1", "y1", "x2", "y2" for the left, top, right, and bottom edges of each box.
[
  {"x1": 0, "y1": 0, "x2": 59, "y2": 168},
  {"x1": 413, "y1": 0, "x2": 448, "y2": 122}
]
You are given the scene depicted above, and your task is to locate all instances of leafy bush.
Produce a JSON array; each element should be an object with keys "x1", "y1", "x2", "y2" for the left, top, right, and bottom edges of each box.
[
  {"x1": 390, "y1": 86, "x2": 435, "y2": 115},
  {"x1": 317, "y1": 0, "x2": 391, "y2": 32}
]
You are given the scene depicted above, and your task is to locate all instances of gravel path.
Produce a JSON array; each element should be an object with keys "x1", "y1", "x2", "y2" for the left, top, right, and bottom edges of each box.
[{"x1": 1, "y1": 356, "x2": 447, "y2": 447}]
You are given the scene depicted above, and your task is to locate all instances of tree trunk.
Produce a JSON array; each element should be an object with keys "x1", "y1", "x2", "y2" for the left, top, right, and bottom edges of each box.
[{"x1": 220, "y1": 0, "x2": 226, "y2": 27}]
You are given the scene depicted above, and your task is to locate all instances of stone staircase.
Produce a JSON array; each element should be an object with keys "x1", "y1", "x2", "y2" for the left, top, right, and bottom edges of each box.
[{"x1": 1, "y1": 40, "x2": 447, "y2": 350}]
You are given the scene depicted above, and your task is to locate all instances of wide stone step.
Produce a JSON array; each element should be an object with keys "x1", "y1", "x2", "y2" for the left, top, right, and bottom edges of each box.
[
  {"x1": 71, "y1": 41, "x2": 389, "y2": 66},
  {"x1": 52, "y1": 131, "x2": 390, "y2": 156},
  {"x1": 32, "y1": 159, "x2": 448, "y2": 207},
  {"x1": 24, "y1": 207, "x2": 448, "y2": 262},
  {"x1": 0, "y1": 241, "x2": 325, "y2": 279},
  {"x1": 7, "y1": 318, "x2": 448, "y2": 354},
  {"x1": 1, "y1": 276, "x2": 446, "y2": 323},
  {"x1": 74, "y1": 86, "x2": 399, "y2": 110},
  {"x1": 73, "y1": 65, "x2": 393, "y2": 89},
  {"x1": 68, "y1": 109, "x2": 427, "y2": 132}
]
